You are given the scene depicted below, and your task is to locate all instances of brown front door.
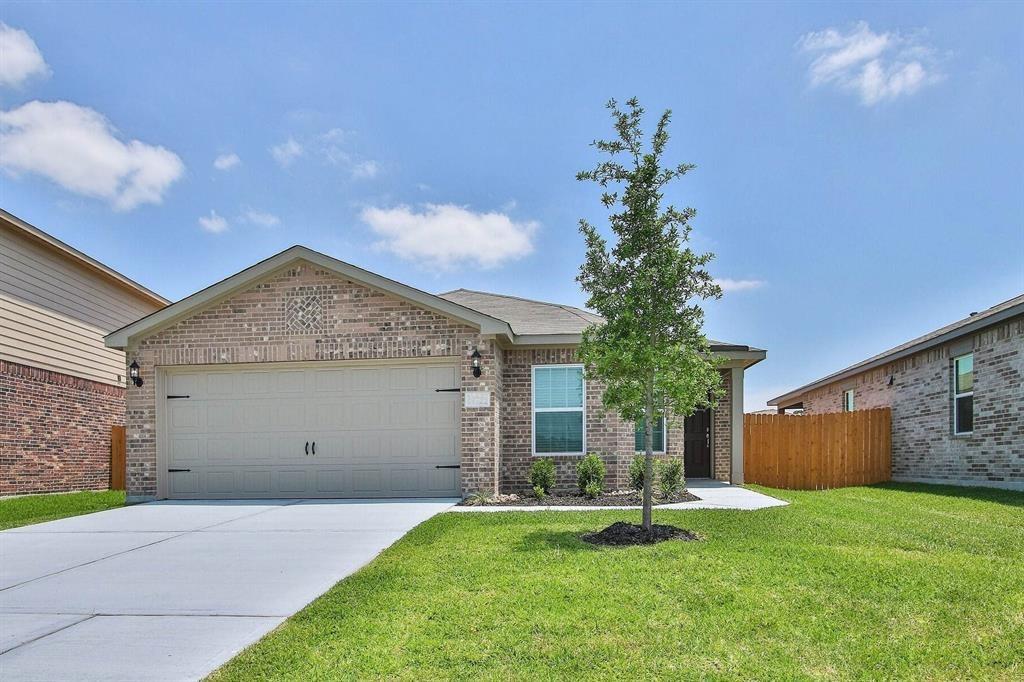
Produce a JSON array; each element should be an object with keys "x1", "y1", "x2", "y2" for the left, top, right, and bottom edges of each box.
[{"x1": 683, "y1": 408, "x2": 712, "y2": 478}]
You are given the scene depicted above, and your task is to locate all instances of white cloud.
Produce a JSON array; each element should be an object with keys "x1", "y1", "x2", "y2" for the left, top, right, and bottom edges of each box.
[
  {"x1": 198, "y1": 210, "x2": 228, "y2": 233},
  {"x1": 350, "y1": 160, "x2": 379, "y2": 179},
  {"x1": 0, "y1": 23, "x2": 49, "y2": 88},
  {"x1": 240, "y1": 208, "x2": 280, "y2": 227},
  {"x1": 716, "y1": 278, "x2": 765, "y2": 293},
  {"x1": 270, "y1": 137, "x2": 303, "y2": 167},
  {"x1": 798, "y1": 21, "x2": 942, "y2": 105},
  {"x1": 361, "y1": 203, "x2": 537, "y2": 270},
  {"x1": 0, "y1": 100, "x2": 184, "y2": 211},
  {"x1": 213, "y1": 152, "x2": 240, "y2": 170}
]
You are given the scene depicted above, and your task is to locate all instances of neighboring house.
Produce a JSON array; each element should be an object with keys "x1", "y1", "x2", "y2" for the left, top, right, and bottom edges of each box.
[
  {"x1": 1, "y1": 209, "x2": 169, "y2": 495},
  {"x1": 104, "y1": 246, "x2": 765, "y2": 501},
  {"x1": 769, "y1": 295, "x2": 1024, "y2": 491}
]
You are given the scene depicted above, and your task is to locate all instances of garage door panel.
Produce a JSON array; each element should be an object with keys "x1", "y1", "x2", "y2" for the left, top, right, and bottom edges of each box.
[{"x1": 163, "y1": 361, "x2": 459, "y2": 499}]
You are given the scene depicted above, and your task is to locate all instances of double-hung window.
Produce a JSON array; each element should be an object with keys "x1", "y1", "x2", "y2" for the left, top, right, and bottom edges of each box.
[
  {"x1": 842, "y1": 389, "x2": 855, "y2": 412},
  {"x1": 533, "y1": 365, "x2": 585, "y2": 455},
  {"x1": 634, "y1": 417, "x2": 666, "y2": 453},
  {"x1": 953, "y1": 353, "x2": 974, "y2": 435}
]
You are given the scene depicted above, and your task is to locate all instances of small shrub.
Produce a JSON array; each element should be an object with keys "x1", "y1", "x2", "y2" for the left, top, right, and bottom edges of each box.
[
  {"x1": 463, "y1": 490, "x2": 493, "y2": 506},
  {"x1": 628, "y1": 454, "x2": 647, "y2": 492},
  {"x1": 658, "y1": 458, "x2": 684, "y2": 497},
  {"x1": 532, "y1": 484, "x2": 547, "y2": 500},
  {"x1": 576, "y1": 453, "x2": 606, "y2": 496},
  {"x1": 529, "y1": 458, "x2": 556, "y2": 495}
]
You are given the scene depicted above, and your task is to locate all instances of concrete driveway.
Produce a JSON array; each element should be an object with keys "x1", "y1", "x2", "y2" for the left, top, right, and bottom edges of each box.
[{"x1": 0, "y1": 498, "x2": 455, "y2": 681}]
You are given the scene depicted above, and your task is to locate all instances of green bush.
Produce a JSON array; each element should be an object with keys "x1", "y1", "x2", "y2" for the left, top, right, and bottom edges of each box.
[
  {"x1": 529, "y1": 458, "x2": 556, "y2": 495},
  {"x1": 628, "y1": 454, "x2": 647, "y2": 492},
  {"x1": 532, "y1": 484, "x2": 547, "y2": 500},
  {"x1": 576, "y1": 453, "x2": 605, "y2": 496},
  {"x1": 659, "y1": 458, "x2": 684, "y2": 497}
]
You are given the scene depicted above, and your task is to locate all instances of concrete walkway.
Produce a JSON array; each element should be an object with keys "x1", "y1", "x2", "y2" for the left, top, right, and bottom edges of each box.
[
  {"x1": 0, "y1": 498, "x2": 455, "y2": 681},
  {"x1": 449, "y1": 480, "x2": 788, "y2": 512}
]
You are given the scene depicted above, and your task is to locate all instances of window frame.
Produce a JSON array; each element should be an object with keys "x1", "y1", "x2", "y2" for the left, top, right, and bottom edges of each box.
[
  {"x1": 953, "y1": 352, "x2": 974, "y2": 436},
  {"x1": 531, "y1": 364, "x2": 586, "y2": 457},
  {"x1": 842, "y1": 389, "x2": 855, "y2": 412},
  {"x1": 634, "y1": 416, "x2": 667, "y2": 454}
]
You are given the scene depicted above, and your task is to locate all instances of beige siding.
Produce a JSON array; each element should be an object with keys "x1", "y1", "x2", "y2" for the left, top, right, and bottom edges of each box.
[{"x1": 0, "y1": 226, "x2": 162, "y2": 385}]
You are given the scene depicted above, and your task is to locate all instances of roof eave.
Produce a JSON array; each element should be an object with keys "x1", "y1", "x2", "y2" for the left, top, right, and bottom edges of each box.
[{"x1": 767, "y1": 302, "x2": 1024, "y2": 406}]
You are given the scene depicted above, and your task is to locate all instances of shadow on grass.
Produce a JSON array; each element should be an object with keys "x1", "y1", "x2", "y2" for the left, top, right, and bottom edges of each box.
[
  {"x1": 870, "y1": 482, "x2": 1024, "y2": 508},
  {"x1": 516, "y1": 530, "x2": 599, "y2": 553}
]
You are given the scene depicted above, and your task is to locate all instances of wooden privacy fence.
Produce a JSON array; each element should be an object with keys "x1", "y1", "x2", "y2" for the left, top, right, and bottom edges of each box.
[
  {"x1": 744, "y1": 408, "x2": 892, "y2": 490},
  {"x1": 110, "y1": 425, "x2": 126, "y2": 491}
]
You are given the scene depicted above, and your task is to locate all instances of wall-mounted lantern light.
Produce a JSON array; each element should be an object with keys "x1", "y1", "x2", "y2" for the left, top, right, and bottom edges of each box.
[
  {"x1": 129, "y1": 360, "x2": 144, "y2": 388},
  {"x1": 471, "y1": 349, "x2": 482, "y2": 378}
]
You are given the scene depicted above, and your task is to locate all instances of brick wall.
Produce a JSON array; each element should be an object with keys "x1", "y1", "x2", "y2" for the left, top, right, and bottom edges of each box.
[
  {"x1": 126, "y1": 260, "x2": 492, "y2": 499},
  {"x1": 1, "y1": 359, "x2": 124, "y2": 495},
  {"x1": 798, "y1": 317, "x2": 1023, "y2": 489},
  {"x1": 498, "y1": 349, "x2": 732, "y2": 493}
]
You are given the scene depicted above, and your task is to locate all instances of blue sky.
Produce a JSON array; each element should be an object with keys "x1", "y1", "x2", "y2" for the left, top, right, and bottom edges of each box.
[{"x1": 2, "y1": 2, "x2": 1022, "y2": 410}]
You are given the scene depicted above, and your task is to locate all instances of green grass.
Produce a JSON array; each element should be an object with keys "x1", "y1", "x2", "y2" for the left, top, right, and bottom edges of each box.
[
  {"x1": 0, "y1": 490, "x2": 125, "y2": 530},
  {"x1": 212, "y1": 484, "x2": 1024, "y2": 681}
]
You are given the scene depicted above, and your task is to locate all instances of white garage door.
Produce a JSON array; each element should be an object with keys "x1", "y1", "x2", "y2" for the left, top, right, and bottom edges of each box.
[{"x1": 161, "y1": 361, "x2": 461, "y2": 499}]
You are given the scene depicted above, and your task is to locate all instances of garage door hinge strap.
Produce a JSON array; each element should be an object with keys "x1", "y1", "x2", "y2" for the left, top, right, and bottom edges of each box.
[
  {"x1": 435, "y1": 465, "x2": 461, "y2": 469},
  {"x1": 168, "y1": 468, "x2": 191, "y2": 473},
  {"x1": 166, "y1": 395, "x2": 190, "y2": 399},
  {"x1": 435, "y1": 388, "x2": 461, "y2": 392}
]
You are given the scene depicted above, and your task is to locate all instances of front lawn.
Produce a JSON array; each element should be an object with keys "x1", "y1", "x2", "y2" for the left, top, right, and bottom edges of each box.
[
  {"x1": 212, "y1": 484, "x2": 1024, "y2": 680},
  {"x1": 0, "y1": 490, "x2": 126, "y2": 530}
]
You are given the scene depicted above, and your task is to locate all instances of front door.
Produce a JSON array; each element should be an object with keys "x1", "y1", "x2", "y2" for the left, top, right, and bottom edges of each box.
[{"x1": 683, "y1": 408, "x2": 712, "y2": 478}]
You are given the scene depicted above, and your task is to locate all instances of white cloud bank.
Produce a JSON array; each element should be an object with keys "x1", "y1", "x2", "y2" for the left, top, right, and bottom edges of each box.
[
  {"x1": 198, "y1": 210, "x2": 228, "y2": 233},
  {"x1": 798, "y1": 21, "x2": 943, "y2": 105},
  {"x1": 361, "y1": 203, "x2": 537, "y2": 270},
  {"x1": 213, "y1": 152, "x2": 240, "y2": 170},
  {"x1": 0, "y1": 100, "x2": 184, "y2": 211},
  {"x1": 716, "y1": 278, "x2": 765, "y2": 293},
  {"x1": 0, "y1": 23, "x2": 49, "y2": 88}
]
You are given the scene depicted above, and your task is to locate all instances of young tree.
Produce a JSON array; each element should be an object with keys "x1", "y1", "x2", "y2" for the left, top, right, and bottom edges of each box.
[{"x1": 577, "y1": 98, "x2": 723, "y2": 531}]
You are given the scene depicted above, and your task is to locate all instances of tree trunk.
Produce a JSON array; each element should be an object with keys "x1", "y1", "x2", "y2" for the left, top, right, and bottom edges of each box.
[{"x1": 642, "y1": 382, "x2": 654, "y2": 531}]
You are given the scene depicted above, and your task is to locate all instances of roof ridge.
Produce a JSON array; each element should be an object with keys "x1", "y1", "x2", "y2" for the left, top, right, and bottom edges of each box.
[{"x1": 440, "y1": 287, "x2": 595, "y2": 314}]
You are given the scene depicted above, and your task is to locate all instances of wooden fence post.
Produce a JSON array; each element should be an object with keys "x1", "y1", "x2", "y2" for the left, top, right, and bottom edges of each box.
[{"x1": 110, "y1": 425, "x2": 126, "y2": 491}]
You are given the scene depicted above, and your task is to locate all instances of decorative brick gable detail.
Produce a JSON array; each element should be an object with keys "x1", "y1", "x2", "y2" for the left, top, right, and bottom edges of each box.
[
  {"x1": 125, "y1": 260, "x2": 496, "y2": 498},
  {"x1": 1, "y1": 359, "x2": 125, "y2": 495}
]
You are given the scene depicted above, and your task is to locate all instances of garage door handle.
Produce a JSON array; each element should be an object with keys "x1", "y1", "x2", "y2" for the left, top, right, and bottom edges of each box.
[
  {"x1": 312, "y1": 441, "x2": 316, "y2": 455},
  {"x1": 435, "y1": 465, "x2": 461, "y2": 469},
  {"x1": 168, "y1": 468, "x2": 191, "y2": 473},
  {"x1": 305, "y1": 441, "x2": 309, "y2": 455}
]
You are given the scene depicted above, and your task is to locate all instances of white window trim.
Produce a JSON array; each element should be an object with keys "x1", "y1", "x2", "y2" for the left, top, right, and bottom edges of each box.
[
  {"x1": 635, "y1": 416, "x2": 667, "y2": 454},
  {"x1": 953, "y1": 353, "x2": 974, "y2": 436},
  {"x1": 531, "y1": 364, "x2": 586, "y2": 457},
  {"x1": 842, "y1": 389, "x2": 855, "y2": 412}
]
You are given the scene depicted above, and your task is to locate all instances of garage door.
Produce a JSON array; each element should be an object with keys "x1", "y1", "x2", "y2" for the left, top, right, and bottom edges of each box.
[{"x1": 161, "y1": 361, "x2": 461, "y2": 499}]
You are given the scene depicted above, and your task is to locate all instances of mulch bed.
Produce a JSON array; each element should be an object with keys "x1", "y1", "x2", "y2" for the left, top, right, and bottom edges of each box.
[
  {"x1": 581, "y1": 521, "x2": 703, "y2": 546},
  {"x1": 460, "y1": 489, "x2": 700, "y2": 507}
]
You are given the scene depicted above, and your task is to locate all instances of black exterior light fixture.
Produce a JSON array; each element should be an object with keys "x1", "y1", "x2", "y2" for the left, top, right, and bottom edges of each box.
[
  {"x1": 471, "y1": 349, "x2": 482, "y2": 378},
  {"x1": 128, "y1": 360, "x2": 143, "y2": 388}
]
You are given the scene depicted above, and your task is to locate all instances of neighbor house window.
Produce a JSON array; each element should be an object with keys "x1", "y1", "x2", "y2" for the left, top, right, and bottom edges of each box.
[
  {"x1": 953, "y1": 353, "x2": 974, "y2": 435},
  {"x1": 842, "y1": 389, "x2": 855, "y2": 412},
  {"x1": 634, "y1": 417, "x2": 666, "y2": 453},
  {"x1": 533, "y1": 365, "x2": 585, "y2": 455}
]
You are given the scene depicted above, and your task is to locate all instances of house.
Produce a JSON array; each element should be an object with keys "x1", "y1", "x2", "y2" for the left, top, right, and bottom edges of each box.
[
  {"x1": 769, "y1": 294, "x2": 1024, "y2": 491},
  {"x1": 103, "y1": 245, "x2": 765, "y2": 501},
  {"x1": 1, "y1": 209, "x2": 169, "y2": 495}
]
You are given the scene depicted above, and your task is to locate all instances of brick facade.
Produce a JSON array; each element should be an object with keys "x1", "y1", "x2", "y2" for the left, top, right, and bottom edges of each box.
[
  {"x1": 798, "y1": 317, "x2": 1023, "y2": 489},
  {"x1": 1, "y1": 359, "x2": 124, "y2": 495},
  {"x1": 122, "y1": 259, "x2": 738, "y2": 499}
]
